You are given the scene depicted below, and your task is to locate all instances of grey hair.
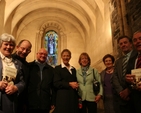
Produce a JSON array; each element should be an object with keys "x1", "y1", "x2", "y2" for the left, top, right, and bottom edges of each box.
[{"x1": 0, "y1": 33, "x2": 16, "y2": 47}]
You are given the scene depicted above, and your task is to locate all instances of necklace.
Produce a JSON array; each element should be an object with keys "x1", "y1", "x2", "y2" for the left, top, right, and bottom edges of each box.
[
  {"x1": 106, "y1": 67, "x2": 114, "y2": 74},
  {"x1": 3, "y1": 57, "x2": 13, "y2": 66}
]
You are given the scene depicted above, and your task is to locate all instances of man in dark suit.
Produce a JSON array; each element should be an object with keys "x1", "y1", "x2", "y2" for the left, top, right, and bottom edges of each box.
[
  {"x1": 126, "y1": 30, "x2": 141, "y2": 113},
  {"x1": 112, "y1": 36, "x2": 136, "y2": 113},
  {"x1": 12, "y1": 39, "x2": 32, "y2": 113},
  {"x1": 27, "y1": 48, "x2": 55, "y2": 113}
]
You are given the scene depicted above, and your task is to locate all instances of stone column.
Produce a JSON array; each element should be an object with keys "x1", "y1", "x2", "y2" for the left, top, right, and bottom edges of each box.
[
  {"x1": 0, "y1": 0, "x2": 5, "y2": 35},
  {"x1": 119, "y1": 0, "x2": 132, "y2": 36}
]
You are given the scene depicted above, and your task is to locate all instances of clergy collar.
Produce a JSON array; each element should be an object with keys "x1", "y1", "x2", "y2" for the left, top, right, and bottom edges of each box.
[{"x1": 61, "y1": 62, "x2": 74, "y2": 69}]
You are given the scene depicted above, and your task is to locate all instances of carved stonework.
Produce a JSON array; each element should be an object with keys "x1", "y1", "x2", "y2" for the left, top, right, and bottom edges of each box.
[
  {"x1": 110, "y1": 0, "x2": 122, "y2": 59},
  {"x1": 35, "y1": 22, "x2": 66, "y2": 63},
  {"x1": 36, "y1": 22, "x2": 67, "y2": 54},
  {"x1": 126, "y1": 0, "x2": 141, "y2": 33},
  {"x1": 110, "y1": 0, "x2": 135, "y2": 59}
]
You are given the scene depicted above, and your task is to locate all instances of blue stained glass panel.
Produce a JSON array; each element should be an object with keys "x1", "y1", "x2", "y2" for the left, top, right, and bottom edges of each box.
[{"x1": 44, "y1": 30, "x2": 58, "y2": 66}]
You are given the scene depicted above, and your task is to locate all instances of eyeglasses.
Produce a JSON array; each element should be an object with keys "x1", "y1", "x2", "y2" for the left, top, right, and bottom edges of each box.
[{"x1": 19, "y1": 46, "x2": 31, "y2": 53}]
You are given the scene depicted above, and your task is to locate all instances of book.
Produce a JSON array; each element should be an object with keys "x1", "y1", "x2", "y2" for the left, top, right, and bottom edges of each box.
[
  {"x1": 131, "y1": 68, "x2": 141, "y2": 85},
  {"x1": 2, "y1": 66, "x2": 17, "y2": 85}
]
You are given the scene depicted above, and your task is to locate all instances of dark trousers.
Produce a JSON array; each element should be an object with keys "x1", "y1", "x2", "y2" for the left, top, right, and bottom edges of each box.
[
  {"x1": 27, "y1": 109, "x2": 49, "y2": 113},
  {"x1": 113, "y1": 94, "x2": 121, "y2": 113},
  {"x1": 131, "y1": 90, "x2": 141, "y2": 113},
  {"x1": 79, "y1": 100, "x2": 97, "y2": 113},
  {"x1": 119, "y1": 101, "x2": 135, "y2": 113},
  {"x1": 2, "y1": 94, "x2": 14, "y2": 113}
]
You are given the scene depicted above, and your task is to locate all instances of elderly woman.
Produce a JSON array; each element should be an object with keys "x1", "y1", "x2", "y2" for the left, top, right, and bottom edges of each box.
[
  {"x1": 0, "y1": 33, "x2": 25, "y2": 113},
  {"x1": 53, "y1": 49, "x2": 79, "y2": 113},
  {"x1": 100, "y1": 54, "x2": 117, "y2": 113},
  {"x1": 76, "y1": 52, "x2": 102, "y2": 113}
]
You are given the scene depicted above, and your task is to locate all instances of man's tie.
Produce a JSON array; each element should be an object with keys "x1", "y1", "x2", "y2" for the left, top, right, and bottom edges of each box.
[
  {"x1": 136, "y1": 55, "x2": 141, "y2": 68},
  {"x1": 122, "y1": 55, "x2": 127, "y2": 76}
]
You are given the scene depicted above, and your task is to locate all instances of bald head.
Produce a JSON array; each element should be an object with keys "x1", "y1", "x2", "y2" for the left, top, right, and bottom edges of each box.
[{"x1": 36, "y1": 48, "x2": 48, "y2": 63}]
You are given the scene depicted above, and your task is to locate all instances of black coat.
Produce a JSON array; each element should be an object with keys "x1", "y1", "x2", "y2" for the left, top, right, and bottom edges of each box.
[
  {"x1": 12, "y1": 53, "x2": 30, "y2": 113},
  {"x1": 126, "y1": 51, "x2": 141, "y2": 113},
  {"x1": 53, "y1": 65, "x2": 79, "y2": 113},
  {"x1": 112, "y1": 50, "x2": 137, "y2": 97},
  {"x1": 27, "y1": 61, "x2": 55, "y2": 110}
]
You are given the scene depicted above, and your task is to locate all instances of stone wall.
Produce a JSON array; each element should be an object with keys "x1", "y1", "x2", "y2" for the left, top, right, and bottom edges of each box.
[
  {"x1": 110, "y1": 0, "x2": 123, "y2": 58},
  {"x1": 126, "y1": 0, "x2": 141, "y2": 33},
  {"x1": 110, "y1": 0, "x2": 141, "y2": 58}
]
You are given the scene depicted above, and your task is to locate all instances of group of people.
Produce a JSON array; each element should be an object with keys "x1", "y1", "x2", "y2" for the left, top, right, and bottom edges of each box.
[
  {"x1": 0, "y1": 30, "x2": 141, "y2": 113},
  {"x1": 101, "y1": 30, "x2": 141, "y2": 113}
]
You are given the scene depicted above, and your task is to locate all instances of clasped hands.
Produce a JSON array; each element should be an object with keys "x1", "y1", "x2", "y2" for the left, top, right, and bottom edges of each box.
[
  {"x1": 0, "y1": 81, "x2": 18, "y2": 95},
  {"x1": 119, "y1": 88, "x2": 130, "y2": 100},
  {"x1": 69, "y1": 82, "x2": 79, "y2": 89}
]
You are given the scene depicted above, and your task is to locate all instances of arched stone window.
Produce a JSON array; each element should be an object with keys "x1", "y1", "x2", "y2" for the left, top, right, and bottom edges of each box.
[
  {"x1": 36, "y1": 22, "x2": 66, "y2": 66},
  {"x1": 44, "y1": 30, "x2": 58, "y2": 66}
]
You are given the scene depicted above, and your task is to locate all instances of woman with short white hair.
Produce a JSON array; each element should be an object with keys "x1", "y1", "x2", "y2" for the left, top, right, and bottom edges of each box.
[{"x1": 0, "y1": 33, "x2": 25, "y2": 113}]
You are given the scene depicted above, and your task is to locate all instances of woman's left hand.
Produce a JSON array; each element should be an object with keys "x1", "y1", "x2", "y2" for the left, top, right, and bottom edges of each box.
[
  {"x1": 5, "y1": 85, "x2": 18, "y2": 95},
  {"x1": 94, "y1": 95, "x2": 101, "y2": 103}
]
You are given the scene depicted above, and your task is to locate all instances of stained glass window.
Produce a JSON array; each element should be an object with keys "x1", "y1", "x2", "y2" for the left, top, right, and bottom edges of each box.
[{"x1": 44, "y1": 30, "x2": 58, "y2": 66}]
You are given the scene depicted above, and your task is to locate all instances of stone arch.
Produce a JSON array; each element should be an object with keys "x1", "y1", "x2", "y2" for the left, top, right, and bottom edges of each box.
[{"x1": 35, "y1": 22, "x2": 66, "y2": 63}]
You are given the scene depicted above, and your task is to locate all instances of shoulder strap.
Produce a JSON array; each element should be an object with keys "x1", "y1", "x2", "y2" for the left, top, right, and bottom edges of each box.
[{"x1": 93, "y1": 69, "x2": 96, "y2": 80}]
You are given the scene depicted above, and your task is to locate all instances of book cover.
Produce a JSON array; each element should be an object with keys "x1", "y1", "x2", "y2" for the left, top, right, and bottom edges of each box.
[
  {"x1": 2, "y1": 66, "x2": 17, "y2": 85},
  {"x1": 131, "y1": 68, "x2": 141, "y2": 85}
]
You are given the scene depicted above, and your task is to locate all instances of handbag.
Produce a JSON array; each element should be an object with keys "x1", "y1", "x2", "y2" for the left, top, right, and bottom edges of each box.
[{"x1": 92, "y1": 69, "x2": 100, "y2": 95}]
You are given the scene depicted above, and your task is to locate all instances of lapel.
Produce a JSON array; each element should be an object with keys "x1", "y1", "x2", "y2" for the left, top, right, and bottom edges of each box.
[
  {"x1": 119, "y1": 50, "x2": 138, "y2": 76},
  {"x1": 119, "y1": 56, "x2": 124, "y2": 77},
  {"x1": 12, "y1": 59, "x2": 19, "y2": 70},
  {"x1": 71, "y1": 67, "x2": 75, "y2": 75},
  {"x1": 61, "y1": 65, "x2": 74, "y2": 76},
  {"x1": 129, "y1": 50, "x2": 138, "y2": 59},
  {"x1": 77, "y1": 67, "x2": 93, "y2": 77},
  {"x1": 126, "y1": 50, "x2": 138, "y2": 74},
  {"x1": 86, "y1": 67, "x2": 93, "y2": 76},
  {"x1": 101, "y1": 70, "x2": 105, "y2": 82},
  {"x1": 77, "y1": 68, "x2": 83, "y2": 76},
  {"x1": 0, "y1": 58, "x2": 2, "y2": 80}
]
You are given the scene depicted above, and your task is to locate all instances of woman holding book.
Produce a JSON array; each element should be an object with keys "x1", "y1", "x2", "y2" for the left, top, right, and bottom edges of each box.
[{"x1": 0, "y1": 33, "x2": 25, "y2": 113}]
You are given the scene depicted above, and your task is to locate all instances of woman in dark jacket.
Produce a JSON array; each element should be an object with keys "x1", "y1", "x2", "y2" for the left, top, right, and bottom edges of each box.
[
  {"x1": 0, "y1": 33, "x2": 25, "y2": 113},
  {"x1": 53, "y1": 49, "x2": 79, "y2": 113},
  {"x1": 100, "y1": 54, "x2": 117, "y2": 113}
]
